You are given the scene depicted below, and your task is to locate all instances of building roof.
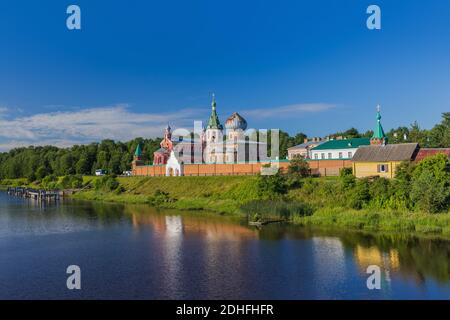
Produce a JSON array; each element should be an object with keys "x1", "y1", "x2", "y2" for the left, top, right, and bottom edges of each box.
[
  {"x1": 371, "y1": 107, "x2": 386, "y2": 141},
  {"x1": 311, "y1": 138, "x2": 370, "y2": 151},
  {"x1": 414, "y1": 148, "x2": 450, "y2": 162},
  {"x1": 225, "y1": 112, "x2": 247, "y2": 130},
  {"x1": 207, "y1": 94, "x2": 223, "y2": 130},
  {"x1": 352, "y1": 143, "x2": 419, "y2": 162},
  {"x1": 134, "y1": 144, "x2": 142, "y2": 157},
  {"x1": 288, "y1": 140, "x2": 324, "y2": 150}
]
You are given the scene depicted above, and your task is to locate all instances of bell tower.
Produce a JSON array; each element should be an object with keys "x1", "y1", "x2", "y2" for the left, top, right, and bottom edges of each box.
[
  {"x1": 132, "y1": 143, "x2": 144, "y2": 170},
  {"x1": 205, "y1": 93, "x2": 224, "y2": 163}
]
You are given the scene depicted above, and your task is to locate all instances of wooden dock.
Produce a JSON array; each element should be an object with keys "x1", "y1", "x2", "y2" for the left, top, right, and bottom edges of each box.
[{"x1": 7, "y1": 187, "x2": 61, "y2": 201}]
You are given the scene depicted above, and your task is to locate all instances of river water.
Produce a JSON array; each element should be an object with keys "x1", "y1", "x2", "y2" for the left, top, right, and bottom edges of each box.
[{"x1": 0, "y1": 191, "x2": 449, "y2": 299}]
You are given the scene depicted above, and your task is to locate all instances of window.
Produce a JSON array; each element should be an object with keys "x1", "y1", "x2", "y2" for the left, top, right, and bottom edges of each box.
[
  {"x1": 321, "y1": 153, "x2": 325, "y2": 159},
  {"x1": 339, "y1": 152, "x2": 343, "y2": 159},
  {"x1": 328, "y1": 153, "x2": 332, "y2": 159},
  {"x1": 314, "y1": 154, "x2": 318, "y2": 159},
  {"x1": 348, "y1": 152, "x2": 352, "y2": 158},
  {"x1": 378, "y1": 164, "x2": 389, "y2": 173}
]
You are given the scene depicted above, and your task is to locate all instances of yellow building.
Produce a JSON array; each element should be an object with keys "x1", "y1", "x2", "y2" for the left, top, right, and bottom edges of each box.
[
  {"x1": 352, "y1": 143, "x2": 419, "y2": 178},
  {"x1": 352, "y1": 106, "x2": 419, "y2": 178}
]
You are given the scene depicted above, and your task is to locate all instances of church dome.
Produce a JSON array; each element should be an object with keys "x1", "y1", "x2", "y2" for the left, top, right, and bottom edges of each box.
[{"x1": 225, "y1": 112, "x2": 247, "y2": 130}]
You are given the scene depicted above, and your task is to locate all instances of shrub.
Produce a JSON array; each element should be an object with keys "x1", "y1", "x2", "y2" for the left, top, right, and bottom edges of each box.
[
  {"x1": 410, "y1": 154, "x2": 450, "y2": 213},
  {"x1": 339, "y1": 167, "x2": 356, "y2": 190},
  {"x1": 41, "y1": 174, "x2": 59, "y2": 190},
  {"x1": 93, "y1": 175, "x2": 120, "y2": 192},
  {"x1": 256, "y1": 174, "x2": 288, "y2": 200},
  {"x1": 348, "y1": 178, "x2": 370, "y2": 209},
  {"x1": 59, "y1": 175, "x2": 83, "y2": 189},
  {"x1": 240, "y1": 200, "x2": 313, "y2": 221},
  {"x1": 410, "y1": 170, "x2": 448, "y2": 213},
  {"x1": 288, "y1": 157, "x2": 310, "y2": 177},
  {"x1": 149, "y1": 189, "x2": 175, "y2": 205},
  {"x1": 368, "y1": 177, "x2": 392, "y2": 208}
]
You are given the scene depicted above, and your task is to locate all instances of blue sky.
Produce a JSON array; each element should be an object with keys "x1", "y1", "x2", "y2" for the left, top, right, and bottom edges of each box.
[{"x1": 0, "y1": 0, "x2": 449, "y2": 150}]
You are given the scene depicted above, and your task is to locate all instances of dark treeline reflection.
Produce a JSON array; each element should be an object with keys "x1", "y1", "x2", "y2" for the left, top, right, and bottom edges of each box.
[{"x1": 258, "y1": 224, "x2": 450, "y2": 285}]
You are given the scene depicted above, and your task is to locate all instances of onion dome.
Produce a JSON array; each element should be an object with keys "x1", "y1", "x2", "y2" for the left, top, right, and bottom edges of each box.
[{"x1": 225, "y1": 112, "x2": 247, "y2": 130}]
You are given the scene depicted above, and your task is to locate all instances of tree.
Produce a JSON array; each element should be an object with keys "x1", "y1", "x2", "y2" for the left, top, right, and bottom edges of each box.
[
  {"x1": 288, "y1": 156, "x2": 310, "y2": 177},
  {"x1": 410, "y1": 170, "x2": 448, "y2": 213},
  {"x1": 428, "y1": 112, "x2": 450, "y2": 148},
  {"x1": 330, "y1": 127, "x2": 361, "y2": 139},
  {"x1": 75, "y1": 156, "x2": 90, "y2": 175},
  {"x1": 410, "y1": 154, "x2": 450, "y2": 213},
  {"x1": 257, "y1": 174, "x2": 288, "y2": 200},
  {"x1": 349, "y1": 178, "x2": 370, "y2": 209},
  {"x1": 36, "y1": 165, "x2": 49, "y2": 180}
]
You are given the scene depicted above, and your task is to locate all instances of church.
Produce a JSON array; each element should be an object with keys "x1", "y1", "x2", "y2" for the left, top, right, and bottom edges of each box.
[
  {"x1": 131, "y1": 95, "x2": 273, "y2": 176},
  {"x1": 151, "y1": 94, "x2": 264, "y2": 166}
]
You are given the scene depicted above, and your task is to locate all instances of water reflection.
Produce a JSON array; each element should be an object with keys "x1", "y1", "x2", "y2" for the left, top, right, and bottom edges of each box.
[
  {"x1": 127, "y1": 205, "x2": 257, "y2": 240},
  {"x1": 1, "y1": 192, "x2": 449, "y2": 299},
  {"x1": 123, "y1": 204, "x2": 450, "y2": 287}
]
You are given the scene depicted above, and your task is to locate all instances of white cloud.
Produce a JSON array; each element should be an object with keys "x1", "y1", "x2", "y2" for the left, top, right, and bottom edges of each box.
[
  {"x1": 0, "y1": 104, "x2": 206, "y2": 151},
  {"x1": 0, "y1": 102, "x2": 336, "y2": 152},
  {"x1": 242, "y1": 103, "x2": 336, "y2": 118}
]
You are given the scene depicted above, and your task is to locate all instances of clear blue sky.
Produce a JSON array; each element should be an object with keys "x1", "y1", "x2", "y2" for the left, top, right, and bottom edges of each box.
[{"x1": 0, "y1": 0, "x2": 449, "y2": 150}]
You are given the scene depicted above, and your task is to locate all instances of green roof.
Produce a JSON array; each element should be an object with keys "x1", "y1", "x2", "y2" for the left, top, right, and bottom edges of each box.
[
  {"x1": 134, "y1": 144, "x2": 142, "y2": 157},
  {"x1": 207, "y1": 95, "x2": 223, "y2": 129},
  {"x1": 311, "y1": 138, "x2": 370, "y2": 151}
]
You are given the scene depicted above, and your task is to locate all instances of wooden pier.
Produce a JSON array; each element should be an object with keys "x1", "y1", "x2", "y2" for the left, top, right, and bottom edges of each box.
[{"x1": 7, "y1": 187, "x2": 61, "y2": 201}]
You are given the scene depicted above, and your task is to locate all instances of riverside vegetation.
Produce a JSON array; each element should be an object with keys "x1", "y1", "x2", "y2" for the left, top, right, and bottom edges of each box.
[{"x1": 1, "y1": 153, "x2": 449, "y2": 238}]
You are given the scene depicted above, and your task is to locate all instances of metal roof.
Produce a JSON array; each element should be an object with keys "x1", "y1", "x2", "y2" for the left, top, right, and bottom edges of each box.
[
  {"x1": 288, "y1": 140, "x2": 325, "y2": 150},
  {"x1": 311, "y1": 138, "x2": 370, "y2": 151},
  {"x1": 352, "y1": 143, "x2": 419, "y2": 162}
]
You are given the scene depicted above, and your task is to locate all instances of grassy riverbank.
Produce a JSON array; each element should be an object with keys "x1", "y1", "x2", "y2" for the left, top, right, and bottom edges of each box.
[
  {"x1": 2, "y1": 174, "x2": 450, "y2": 238},
  {"x1": 70, "y1": 175, "x2": 450, "y2": 238},
  {"x1": 73, "y1": 176, "x2": 260, "y2": 215}
]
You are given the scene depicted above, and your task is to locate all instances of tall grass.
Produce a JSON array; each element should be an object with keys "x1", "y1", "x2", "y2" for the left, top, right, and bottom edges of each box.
[{"x1": 240, "y1": 200, "x2": 313, "y2": 221}]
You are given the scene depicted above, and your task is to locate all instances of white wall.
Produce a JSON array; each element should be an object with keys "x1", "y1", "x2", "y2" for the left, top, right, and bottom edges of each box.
[{"x1": 310, "y1": 148, "x2": 358, "y2": 160}]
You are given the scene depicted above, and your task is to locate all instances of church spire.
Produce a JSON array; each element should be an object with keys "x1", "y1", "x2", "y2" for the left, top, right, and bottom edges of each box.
[
  {"x1": 134, "y1": 143, "x2": 142, "y2": 158},
  {"x1": 207, "y1": 93, "x2": 223, "y2": 129},
  {"x1": 212, "y1": 93, "x2": 216, "y2": 110},
  {"x1": 371, "y1": 105, "x2": 387, "y2": 145}
]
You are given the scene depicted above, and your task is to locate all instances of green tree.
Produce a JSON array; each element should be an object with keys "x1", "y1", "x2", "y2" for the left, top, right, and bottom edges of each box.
[
  {"x1": 288, "y1": 156, "x2": 310, "y2": 177},
  {"x1": 257, "y1": 174, "x2": 288, "y2": 200},
  {"x1": 410, "y1": 170, "x2": 448, "y2": 213},
  {"x1": 409, "y1": 154, "x2": 450, "y2": 213}
]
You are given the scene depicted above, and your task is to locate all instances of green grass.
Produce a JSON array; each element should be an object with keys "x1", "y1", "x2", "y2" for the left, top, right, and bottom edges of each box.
[
  {"x1": 293, "y1": 206, "x2": 450, "y2": 238},
  {"x1": 3, "y1": 175, "x2": 450, "y2": 239},
  {"x1": 71, "y1": 176, "x2": 259, "y2": 215}
]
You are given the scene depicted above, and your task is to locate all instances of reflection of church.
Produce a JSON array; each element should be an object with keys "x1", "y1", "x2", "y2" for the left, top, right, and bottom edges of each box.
[{"x1": 152, "y1": 94, "x2": 263, "y2": 166}]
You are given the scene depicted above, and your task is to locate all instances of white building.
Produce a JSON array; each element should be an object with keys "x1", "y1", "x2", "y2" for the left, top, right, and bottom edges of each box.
[{"x1": 310, "y1": 138, "x2": 370, "y2": 160}]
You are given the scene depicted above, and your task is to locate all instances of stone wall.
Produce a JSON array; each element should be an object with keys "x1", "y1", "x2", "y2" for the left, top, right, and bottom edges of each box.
[{"x1": 132, "y1": 159, "x2": 351, "y2": 177}]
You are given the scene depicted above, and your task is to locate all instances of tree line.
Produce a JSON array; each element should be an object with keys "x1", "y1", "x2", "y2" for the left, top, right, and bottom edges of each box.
[{"x1": 0, "y1": 113, "x2": 448, "y2": 181}]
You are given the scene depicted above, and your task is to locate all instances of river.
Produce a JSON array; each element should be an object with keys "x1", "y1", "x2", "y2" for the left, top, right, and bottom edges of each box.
[{"x1": 0, "y1": 191, "x2": 449, "y2": 299}]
